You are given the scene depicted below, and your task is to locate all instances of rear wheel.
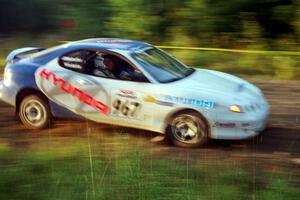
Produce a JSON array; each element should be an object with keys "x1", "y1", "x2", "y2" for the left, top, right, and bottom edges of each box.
[
  {"x1": 19, "y1": 95, "x2": 51, "y2": 129},
  {"x1": 166, "y1": 111, "x2": 208, "y2": 148}
]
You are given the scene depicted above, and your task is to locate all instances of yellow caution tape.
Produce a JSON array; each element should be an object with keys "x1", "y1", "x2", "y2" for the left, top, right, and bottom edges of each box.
[
  {"x1": 60, "y1": 40, "x2": 73, "y2": 44},
  {"x1": 157, "y1": 46, "x2": 300, "y2": 56},
  {"x1": 59, "y1": 41, "x2": 300, "y2": 56}
]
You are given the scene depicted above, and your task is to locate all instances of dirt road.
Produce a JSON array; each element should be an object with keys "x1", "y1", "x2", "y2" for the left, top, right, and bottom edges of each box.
[{"x1": 0, "y1": 79, "x2": 299, "y2": 199}]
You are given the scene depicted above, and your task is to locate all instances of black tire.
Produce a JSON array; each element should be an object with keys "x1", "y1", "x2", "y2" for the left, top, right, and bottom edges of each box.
[
  {"x1": 19, "y1": 95, "x2": 51, "y2": 129},
  {"x1": 166, "y1": 110, "x2": 208, "y2": 148}
]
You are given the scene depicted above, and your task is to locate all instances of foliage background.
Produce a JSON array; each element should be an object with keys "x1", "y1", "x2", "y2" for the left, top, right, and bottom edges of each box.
[
  {"x1": 0, "y1": 0, "x2": 299, "y2": 79},
  {"x1": 0, "y1": 2, "x2": 300, "y2": 199}
]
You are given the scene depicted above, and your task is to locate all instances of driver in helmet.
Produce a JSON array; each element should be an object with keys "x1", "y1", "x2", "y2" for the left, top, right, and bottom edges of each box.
[
  {"x1": 93, "y1": 53, "x2": 116, "y2": 78},
  {"x1": 93, "y1": 53, "x2": 143, "y2": 81}
]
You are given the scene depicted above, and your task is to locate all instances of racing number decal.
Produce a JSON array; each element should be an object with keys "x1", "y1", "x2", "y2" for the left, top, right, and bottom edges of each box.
[
  {"x1": 112, "y1": 99, "x2": 140, "y2": 117},
  {"x1": 111, "y1": 89, "x2": 142, "y2": 120}
]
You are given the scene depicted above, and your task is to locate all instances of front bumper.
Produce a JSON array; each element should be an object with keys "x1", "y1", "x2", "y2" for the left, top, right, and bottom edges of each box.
[{"x1": 210, "y1": 102, "x2": 270, "y2": 140}]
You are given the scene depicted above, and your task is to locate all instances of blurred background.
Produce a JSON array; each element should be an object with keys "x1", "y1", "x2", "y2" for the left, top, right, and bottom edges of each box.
[
  {"x1": 1, "y1": 1, "x2": 300, "y2": 200},
  {"x1": 0, "y1": 0, "x2": 299, "y2": 79}
]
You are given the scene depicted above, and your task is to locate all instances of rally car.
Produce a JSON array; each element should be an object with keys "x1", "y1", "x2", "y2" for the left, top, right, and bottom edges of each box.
[{"x1": 0, "y1": 38, "x2": 269, "y2": 147}]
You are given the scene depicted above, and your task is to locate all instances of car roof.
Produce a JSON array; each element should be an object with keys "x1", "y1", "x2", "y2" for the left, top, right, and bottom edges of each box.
[
  {"x1": 28, "y1": 38, "x2": 153, "y2": 64},
  {"x1": 68, "y1": 38, "x2": 152, "y2": 52}
]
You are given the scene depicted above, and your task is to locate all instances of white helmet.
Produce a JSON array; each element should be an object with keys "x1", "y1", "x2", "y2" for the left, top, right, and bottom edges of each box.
[{"x1": 94, "y1": 53, "x2": 106, "y2": 69}]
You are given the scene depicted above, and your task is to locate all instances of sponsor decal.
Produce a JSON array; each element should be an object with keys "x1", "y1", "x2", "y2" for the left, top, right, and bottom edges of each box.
[
  {"x1": 96, "y1": 39, "x2": 131, "y2": 45},
  {"x1": 143, "y1": 96, "x2": 174, "y2": 107},
  {"x1": 39, "y1": 68, "x2": 109, "y2": 115},
  {"x1": 61, "y1": 56, "x2": 83, "y2": 63},
  {"x1": 61, "y1": 56, "x2": 84, "y2": 70},
  {"x1": 143, "y1": 96, "x2": 157, "y2": 103},
  {"x1": 63, "y1": 62, "x2": 82, "y2": 69},
  {"x1": 156, "y1": 101, "x2": 174, "y2": 107},
  {"x1": 214, "y1": 122, "x2": 236, "y2": 128},
  {"x1": 163, "y1": 95, "x2": 214, "y2": 109},
  {"x1": 116, "y1": 89, "x2": 137, "y2": 99}
]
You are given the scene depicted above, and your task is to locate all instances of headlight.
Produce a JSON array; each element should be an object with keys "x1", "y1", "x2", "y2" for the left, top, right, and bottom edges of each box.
[{"x1": 229, "y1": 105, "x2": 244, "y2": 113}]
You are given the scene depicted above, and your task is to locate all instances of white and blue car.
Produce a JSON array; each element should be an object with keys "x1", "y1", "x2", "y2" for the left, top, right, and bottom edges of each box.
[{"x1": 0, "y1": 38, "x2": 269, "y2": 147}]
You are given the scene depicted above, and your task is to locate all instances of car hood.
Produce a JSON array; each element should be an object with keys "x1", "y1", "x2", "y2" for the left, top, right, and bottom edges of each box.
[{"x1": 167, "y1": 69, "x2": 262, "y2": 101}]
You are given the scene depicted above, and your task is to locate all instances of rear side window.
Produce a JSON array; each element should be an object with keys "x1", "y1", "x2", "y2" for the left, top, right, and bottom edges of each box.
[{"x1": 58, "y1": 50, "x2": 94, "y2": 74}]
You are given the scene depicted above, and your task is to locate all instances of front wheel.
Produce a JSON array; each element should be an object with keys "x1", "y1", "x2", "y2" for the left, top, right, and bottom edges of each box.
[
  {"x1": 19, "y1": 95, "x2": 51, "y2": 129},
  {"x1": 166, "y1": 111, "x2": 208, "y2": 148}
]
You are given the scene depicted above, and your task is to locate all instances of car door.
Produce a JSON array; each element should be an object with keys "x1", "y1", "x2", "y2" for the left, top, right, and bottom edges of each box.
[
  {"x1": 35, "y1": 49, "x2": 156, "y2": 129},
  {"x1": 94, "y1": 76, "x2": 156, "y2": 129}
]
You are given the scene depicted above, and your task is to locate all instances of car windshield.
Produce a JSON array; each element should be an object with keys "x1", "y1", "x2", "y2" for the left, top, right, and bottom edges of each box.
[{"x1": 131, "y1": 47, "x2": 194, "y2": 83}]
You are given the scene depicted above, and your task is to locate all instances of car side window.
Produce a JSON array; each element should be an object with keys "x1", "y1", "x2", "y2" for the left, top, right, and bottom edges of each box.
[
  {"x1": 59, "y1": 50, "x2": 149, "y2": 82},
  {"x1": 92, "y1": 52, "x2": 149, "y2": 82},
  {"x1": 58, "y1": 50, "x2": 95, "y2": 74}
]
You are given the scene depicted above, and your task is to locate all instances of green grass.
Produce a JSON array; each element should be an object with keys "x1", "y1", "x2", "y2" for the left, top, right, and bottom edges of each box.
[{"x1": 0, "y1": 133, "x2": 299, "y2": 200}]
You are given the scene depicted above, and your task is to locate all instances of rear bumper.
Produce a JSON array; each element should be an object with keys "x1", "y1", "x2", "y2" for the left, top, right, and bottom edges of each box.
[{"x1": 0, "y1": 80, "x2": 15, "y2": 107}]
